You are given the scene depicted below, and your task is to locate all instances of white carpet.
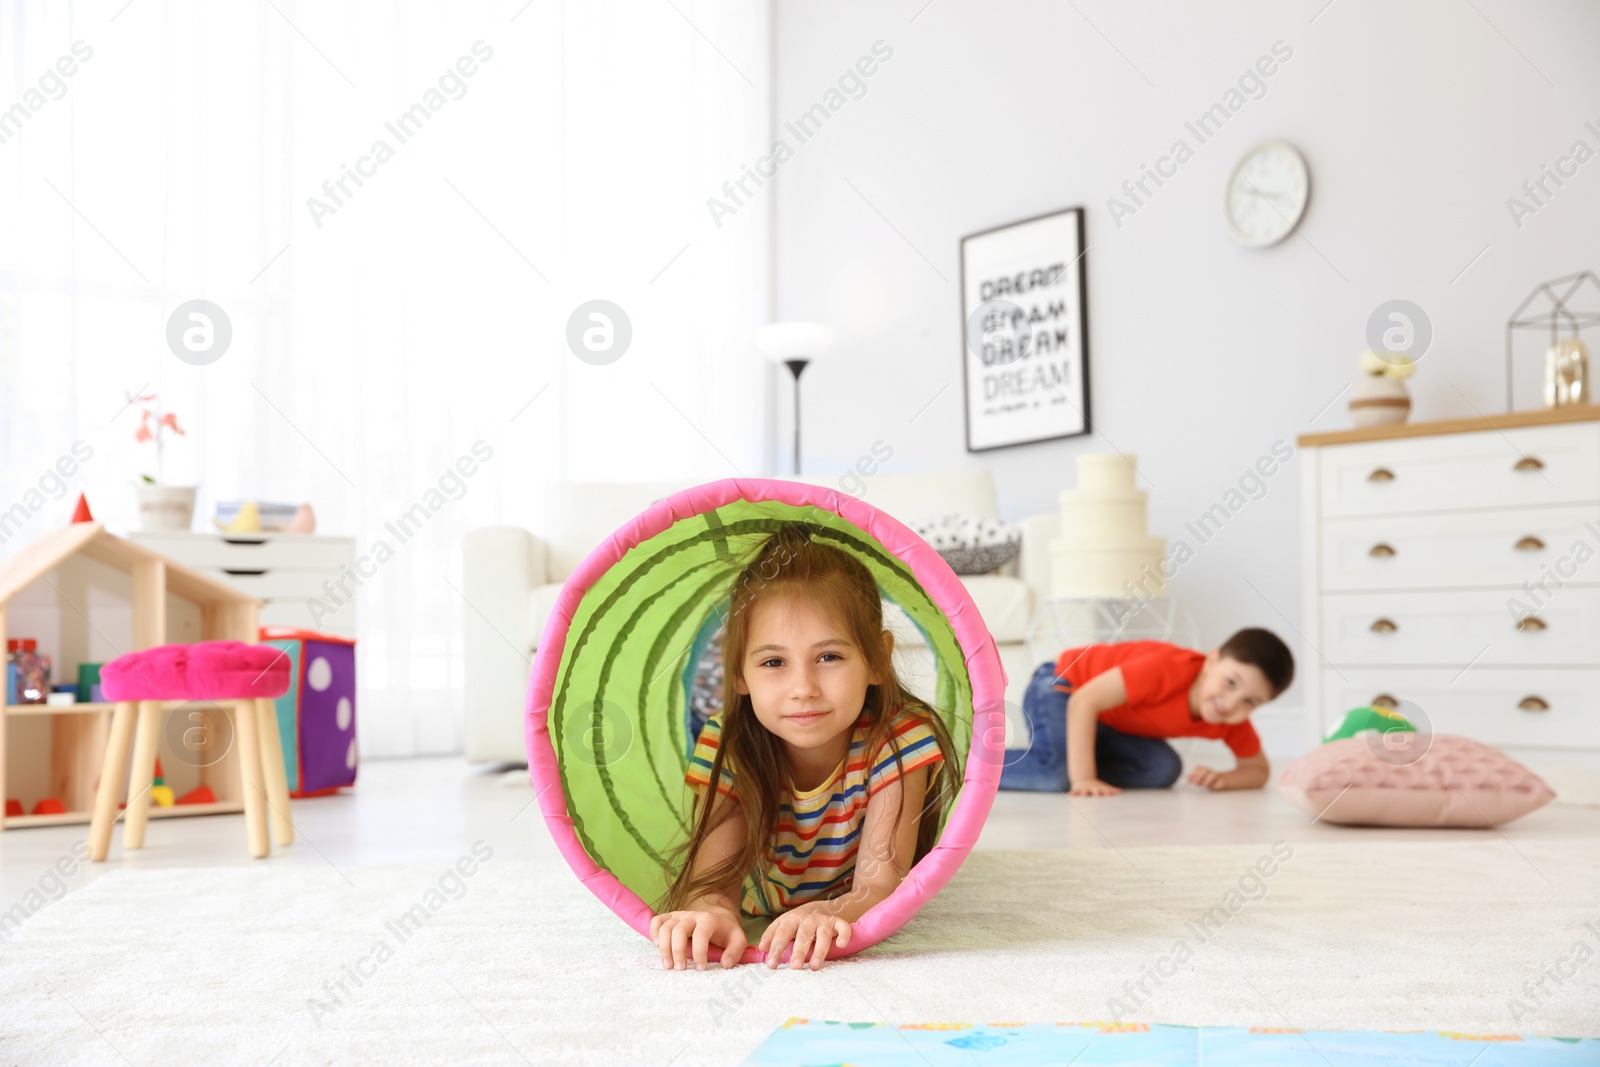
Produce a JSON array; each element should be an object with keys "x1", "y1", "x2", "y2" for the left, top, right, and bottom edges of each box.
[{"x1": 3, "y1": 838, "x2": 1597, "y2": 1065}]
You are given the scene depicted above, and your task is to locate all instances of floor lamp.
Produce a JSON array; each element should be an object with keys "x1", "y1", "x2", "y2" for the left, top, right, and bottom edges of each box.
[{"x1": 756, "y1": 322, "x2": 837, "y2": 475}]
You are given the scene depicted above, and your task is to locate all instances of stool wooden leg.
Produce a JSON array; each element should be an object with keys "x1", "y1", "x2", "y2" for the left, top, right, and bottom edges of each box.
[
  {"x1": 234, "y1": 699, "x2": 270, "y2": 859},
  {"x1": 255, "y1": 697, "x2": 295, "y2": 846},
  {"x1": 89, "y1": 702, "x2": 138, "y2": 862},
  {"x1": 122, "y1": 701, "x2": 162, "y2": 850}
]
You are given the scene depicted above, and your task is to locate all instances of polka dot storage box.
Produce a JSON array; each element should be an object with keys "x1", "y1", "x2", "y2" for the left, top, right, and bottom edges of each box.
[{"x1": 259, "y1": 627, "x2": 358, "y2": 797}]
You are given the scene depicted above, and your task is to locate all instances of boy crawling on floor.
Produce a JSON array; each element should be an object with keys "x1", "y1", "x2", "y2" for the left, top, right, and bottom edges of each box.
[{"x1": 998, "y1": 627, "x2": 1294, "y2": 796}]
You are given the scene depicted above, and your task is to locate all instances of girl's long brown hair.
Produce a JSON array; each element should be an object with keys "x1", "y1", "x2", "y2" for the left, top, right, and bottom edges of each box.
[{"x1": 659, "y1": 521, "x2": 963, "y2": 916}]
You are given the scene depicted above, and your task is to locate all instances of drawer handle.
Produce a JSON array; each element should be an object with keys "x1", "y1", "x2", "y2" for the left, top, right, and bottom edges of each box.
[
  {"x1": 1514, "y1": 535, "x2": 1545, "y2": 551},
  {"x1": 222, "y1": 537, "x2": 269, "y2": 546},
  {"x1": 1518, "y1": 695, "x2": 1550, "y2": 711},
  {"x1": 1368, "y1": 543, "x2": 1397, "y2": 558},
  {"x1": 1515, "y1": 615, "x2": 1548, "y2": 631},
  {"x1": 1369, "y1": 618, "x2": 1398, "y2": 633},
  {"x1": 1371, "y1": 693, "x2": 1400, "y2": 708},
  {"x1": 222, "y1": 568, "x2": 268, "y2": 577},
  {"x1": 1513, "y1": 456, "x2": 1545, "y2": 472},
  {"x1": 1366, "y1": 467, "x2": 1396, "y2": 482}
]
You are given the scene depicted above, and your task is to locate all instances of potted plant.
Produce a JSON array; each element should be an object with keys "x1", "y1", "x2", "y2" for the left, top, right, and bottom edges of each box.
[
  {"x1": 128, "y1": 390, "x2": 196, "y2": 530},
  {"x1": 1348, "y1": 351, "x2": 1415, "y2": 428}
]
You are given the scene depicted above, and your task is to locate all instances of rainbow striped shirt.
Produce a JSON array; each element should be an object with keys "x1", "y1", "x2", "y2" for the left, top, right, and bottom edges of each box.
[{"x1": 683, "y1": 706, "x2": 945, "y2": 917}]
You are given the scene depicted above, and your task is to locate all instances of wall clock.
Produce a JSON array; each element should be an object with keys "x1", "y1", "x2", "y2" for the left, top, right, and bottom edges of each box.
[{"x1": 1225, "y1": 140, "x2": 1309, "y2": 247}]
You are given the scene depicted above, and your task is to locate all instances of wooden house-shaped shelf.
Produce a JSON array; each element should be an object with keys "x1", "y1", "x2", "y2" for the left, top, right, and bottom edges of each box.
[{"x1": 0, "y1": 522, "x2": 262, "y2": 830}]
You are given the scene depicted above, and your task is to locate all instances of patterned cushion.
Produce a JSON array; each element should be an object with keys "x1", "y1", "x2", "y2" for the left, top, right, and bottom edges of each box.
[
  {"x1": 1277, "y1": 734, "x2": 1555, "y2": 827},
  {"x1": 907, "y1": 514, "x2": 1022, "y2": 576}
]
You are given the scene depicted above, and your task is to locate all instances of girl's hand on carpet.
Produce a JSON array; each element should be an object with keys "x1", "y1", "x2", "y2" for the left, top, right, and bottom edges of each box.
[
  {"x1": 1068, "y1": 777, "x2": 1121, "y2": 796},
  {"x1": 1188, "y1": 765, "x2": 1226, "y2": 790},
  {"x1": 759, "y1": 904, "x2": 851, "y2": 971},
  {"x1": 650, "y1": 907, "x2": 747, "y2": 971}
]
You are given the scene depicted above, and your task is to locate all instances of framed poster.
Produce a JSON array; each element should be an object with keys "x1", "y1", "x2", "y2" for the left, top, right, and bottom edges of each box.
[{"x1": 959, "y1": 207, "x2": 1090, "y2": 452}]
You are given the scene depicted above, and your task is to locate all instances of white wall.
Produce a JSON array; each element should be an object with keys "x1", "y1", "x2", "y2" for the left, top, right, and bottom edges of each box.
[
  {"x1": 0, "y1": 1, "x2": 774, "y2": 759},
  {"x1": 769, "y1": 0, "x2": 1600, "y2": 752}
]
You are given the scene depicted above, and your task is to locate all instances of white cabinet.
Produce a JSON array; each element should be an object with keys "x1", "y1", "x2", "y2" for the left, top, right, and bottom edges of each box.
[
  {"x1": 1300, "y1": 409, "x2": 1600, "y2": 802},
  {"x1": 1319, "y1": 506, "x2": 1600, "y2": 591},
  {"x1": 1320, "y1": 588, "x2": 1600, "y2": 667},
  {"x1": 128, "y1": 531, "x2": 358, "y2": 638},
  {"x1": 1316, "y1": 421, "x2": 1600, "y2": 517}
]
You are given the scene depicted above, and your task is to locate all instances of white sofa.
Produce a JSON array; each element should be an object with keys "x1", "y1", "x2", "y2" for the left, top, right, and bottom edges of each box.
[{"x1": 460, "y1": 469, "x2": 1059, "y2": 764}]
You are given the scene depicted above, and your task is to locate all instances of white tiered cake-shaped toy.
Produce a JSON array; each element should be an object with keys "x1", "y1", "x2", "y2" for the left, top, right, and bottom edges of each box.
[{"x1": 1049, "y1": 452, "x2": 1166, "y2": 598}]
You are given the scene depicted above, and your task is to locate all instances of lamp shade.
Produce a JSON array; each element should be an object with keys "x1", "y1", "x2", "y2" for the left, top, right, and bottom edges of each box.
[{"x1": 755, "y1": 321, "x2": 836, "y2": 360}]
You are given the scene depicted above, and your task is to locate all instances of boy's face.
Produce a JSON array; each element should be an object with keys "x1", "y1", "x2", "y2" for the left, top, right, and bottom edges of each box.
[
  {"x1": 734, "y1": 594, "x2": 887, "y2": 758},
  {"x1": 1192, "y1": 651, "x2": 1275, "y2": 725}
]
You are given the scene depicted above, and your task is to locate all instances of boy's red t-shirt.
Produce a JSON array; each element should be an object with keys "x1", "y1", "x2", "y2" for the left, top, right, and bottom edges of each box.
[{"x1": 1052, "y1": 640, "x2": 1262, "y2": 758}]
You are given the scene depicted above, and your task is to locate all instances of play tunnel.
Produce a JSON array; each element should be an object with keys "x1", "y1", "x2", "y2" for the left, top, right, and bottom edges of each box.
[{"x1": 525, "y1": 477, "x2": 1006, "y2": 963}]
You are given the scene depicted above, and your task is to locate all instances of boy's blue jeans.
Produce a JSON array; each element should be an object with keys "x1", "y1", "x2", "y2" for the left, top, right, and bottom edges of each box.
[{"x1": 999, "y1": 661, "x2": 1184, "y2": 792}]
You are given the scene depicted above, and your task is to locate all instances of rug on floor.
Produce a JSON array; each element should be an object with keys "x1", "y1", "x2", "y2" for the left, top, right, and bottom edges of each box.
[
  {"x1": 745, "y1": 1018, "x2": 1600, "y2": 1066},
  {"x1": 1, "y1": 838, "x2": 1596, "y2": 1065}
]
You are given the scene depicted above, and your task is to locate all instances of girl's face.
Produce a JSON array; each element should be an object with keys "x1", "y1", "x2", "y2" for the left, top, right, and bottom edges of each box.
[{"x1": 734, "y1": 593, "x2": 889, "y2": 759}]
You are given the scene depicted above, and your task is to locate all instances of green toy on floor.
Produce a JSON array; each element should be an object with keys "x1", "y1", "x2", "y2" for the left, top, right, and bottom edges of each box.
[{"x1": 1323, "y1": 704, "x2": 1416, "y2": 742}]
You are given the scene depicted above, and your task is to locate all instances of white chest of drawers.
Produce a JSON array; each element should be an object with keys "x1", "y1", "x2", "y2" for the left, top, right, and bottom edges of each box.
[
  {"x1": 128, "y1": 531, "x2": 358, "y2": 639},
  {"x1": 1299, "y1": 406, "x2": 1600, "y2": 803}
]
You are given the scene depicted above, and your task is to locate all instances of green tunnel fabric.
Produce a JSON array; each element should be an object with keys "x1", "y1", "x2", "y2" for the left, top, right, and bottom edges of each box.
[{"x1": 545, "y1": 497, "x2": 973, "y2": 911}]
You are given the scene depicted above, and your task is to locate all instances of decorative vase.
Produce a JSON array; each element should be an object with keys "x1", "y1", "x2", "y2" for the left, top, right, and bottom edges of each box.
[
  {"x1": 136, "y1": 484, "x2": 197, "y2": 531},
  {"x1": 1349, "y1": 375, "x2": 1411, "y2": 428}
]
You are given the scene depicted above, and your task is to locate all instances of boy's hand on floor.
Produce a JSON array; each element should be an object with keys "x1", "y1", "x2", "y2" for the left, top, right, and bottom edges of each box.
[
  {"x1": 1067, "y1": 777, "x2": 1121, "y2": 796},
  {"x1": 759, "y1": 902, "x2": 851, "y2": 971},
  {"x1": 1187, "y1": 765, "x2": 1227, "y2": 790},
  {"x1": 650, "y1": 907, "x2": 747, "y2": 971}
]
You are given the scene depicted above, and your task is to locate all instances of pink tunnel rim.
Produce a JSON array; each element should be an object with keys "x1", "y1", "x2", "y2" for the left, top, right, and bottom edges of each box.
[{"x1": 525, "y1": 477, "x2": 1007, "y2": 965}]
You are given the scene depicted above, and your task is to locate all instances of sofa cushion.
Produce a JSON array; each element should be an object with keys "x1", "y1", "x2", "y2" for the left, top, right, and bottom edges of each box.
[
  {"x1": 531, "y1": 574, "x2": 1031, "y2": 653},
  {"x1": 532, "y1": 469, "x2": 1002, "y2": 586},
  {"x1": 906, "y1": 514, "x2": 1023, "y2": 575},
  {"x1": 530, "y1": 583, "x2": 567, "y2": 651},
  {"x1": 883, "y1": 574, "x2": 1031, "y2": 648},
  {"x1": 786, "y1": 469, "x2": 1001, "y2": 528}
]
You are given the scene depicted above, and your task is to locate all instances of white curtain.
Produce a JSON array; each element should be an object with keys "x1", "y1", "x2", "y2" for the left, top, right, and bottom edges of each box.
[{"x1": 0, "y1": 0, "x2": 773, "y2": 757}]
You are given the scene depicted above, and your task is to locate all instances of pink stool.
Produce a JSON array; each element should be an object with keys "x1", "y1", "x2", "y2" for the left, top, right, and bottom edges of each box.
[{"x1": 88, "y1": 641, "x2": 295, "y2": 861}]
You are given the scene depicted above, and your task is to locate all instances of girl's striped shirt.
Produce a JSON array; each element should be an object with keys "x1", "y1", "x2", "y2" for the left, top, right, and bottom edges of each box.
[{"x1": 683, "y1": 705, "x2": 945, "y2": 917}]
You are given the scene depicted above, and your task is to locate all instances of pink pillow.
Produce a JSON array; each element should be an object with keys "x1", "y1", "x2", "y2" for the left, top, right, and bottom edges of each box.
[{"x1": 1277, "y1": 734, "x2": 1555, "y2": 828}]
